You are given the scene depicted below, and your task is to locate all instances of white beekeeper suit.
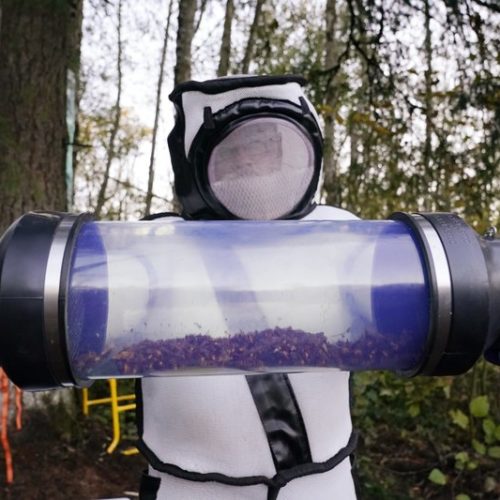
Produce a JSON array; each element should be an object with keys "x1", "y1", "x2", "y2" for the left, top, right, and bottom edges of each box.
[{"x1": 136, "y1": 75, "x2": 358, "y2": 500}]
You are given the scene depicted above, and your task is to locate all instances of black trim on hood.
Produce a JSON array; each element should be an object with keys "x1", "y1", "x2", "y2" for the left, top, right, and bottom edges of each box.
[
  {"x1": 169, "y1": 75, "x2": 306, "y2": 98},
  {"x1": 168, "y1": 97, "x2": 322, "y2": 221}
]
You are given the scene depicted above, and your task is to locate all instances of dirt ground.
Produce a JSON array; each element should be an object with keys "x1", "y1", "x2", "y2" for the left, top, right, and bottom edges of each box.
[{"x1": 0, "y1": 407, "x2": 147, "y2": 500}]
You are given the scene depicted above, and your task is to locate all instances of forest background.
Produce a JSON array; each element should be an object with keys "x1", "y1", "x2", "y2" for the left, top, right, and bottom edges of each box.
[{"x1": 0, "y1": 0, "x2": 499, "y2": 498}]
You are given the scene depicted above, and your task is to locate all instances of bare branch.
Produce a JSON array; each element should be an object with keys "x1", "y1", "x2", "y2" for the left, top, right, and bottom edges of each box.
[
  {"x1": 145, "y1": 0, "x2": 174, "y2": 217},
  {"x1": 94, "y1": 0, "x2": 123, "y2": 219},
  {"x1": 111, "y1": 176, "x2": 171, "y2": 204},
  {"x1": 194, "y1": 0, "x2": 209, "y2": 35}
]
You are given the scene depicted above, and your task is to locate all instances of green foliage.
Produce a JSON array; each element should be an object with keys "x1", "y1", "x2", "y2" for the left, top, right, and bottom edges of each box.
[
  {"x1": 353, "y1": 363, "x2": 500, "y2": 498},
  {"x1": 472, "y1": 438, "x2": 486, "y2": 455},
  {"x1": 247, "y1": 0, "x2": 500, "y2": 225},
  {"x1": 470, "y1": 395, "x2": 490, "y2": 418},
  {"x1": 482, "y1": 418, "x2": 496, "y2": 441},
  {"x1": 74, "y1": 108, "x2": 152, "y2": 219},
  {"x1": 454, "y1": 451, "x2": 469, "y2": 470},
  {"x1": 428, "y1": 468, "x2": 447, "y2": 485},
  {"x1": 38, "y1": 390, "x2": 83, "y2": 444},
  {"x1": 450, "y1": 409, "x2": 469, "y2": 430}
]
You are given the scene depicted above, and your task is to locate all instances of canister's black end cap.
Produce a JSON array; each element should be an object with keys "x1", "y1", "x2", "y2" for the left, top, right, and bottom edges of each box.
[
  {"x1": 0, "y1": 212, "x2": 78, "y2": 390},
  {"x1": 480, "y1": 237, "x2": 500, "y2": 367},
  {"x1": 393, "y1": 212, "x2": 489, "y2": 376},
  {"x1": 419, "y1": 213, "x2": 489, "y2": 375}
]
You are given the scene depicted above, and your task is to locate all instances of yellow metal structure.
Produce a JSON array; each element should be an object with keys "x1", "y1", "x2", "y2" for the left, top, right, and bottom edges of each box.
[{"x1": 82, "y1": 378, "x2": 138, "y2": 455}]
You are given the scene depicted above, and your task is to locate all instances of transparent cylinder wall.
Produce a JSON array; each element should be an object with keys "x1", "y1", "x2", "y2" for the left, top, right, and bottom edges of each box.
[{"x1": 66, "y1": 219, "x2": 430, "y2": 379}]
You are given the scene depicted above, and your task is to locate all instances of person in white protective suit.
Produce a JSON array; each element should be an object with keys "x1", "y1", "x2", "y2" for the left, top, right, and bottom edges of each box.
[{"x1": 136, "y1": 75, "x2": 359, "y2": 500}]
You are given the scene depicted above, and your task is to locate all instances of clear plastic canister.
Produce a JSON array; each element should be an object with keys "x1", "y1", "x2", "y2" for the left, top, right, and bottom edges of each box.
[{"x1": 66, "y1": 219, "x2": 430, "y2": 379}]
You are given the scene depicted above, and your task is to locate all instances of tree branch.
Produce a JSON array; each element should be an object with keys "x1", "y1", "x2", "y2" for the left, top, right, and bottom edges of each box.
[
  {"x1": 194, "y1": 0, "x2": 209, "y2": 35},
  {"x1": 94, "y1": 0, "x2": 123, "y2": 219},
  {"x1": 241, "y1": 0, "x2": 265, "y2": 74},
  {"x1": 145, "y1": 0, "x2": 174, "y2": 216}
]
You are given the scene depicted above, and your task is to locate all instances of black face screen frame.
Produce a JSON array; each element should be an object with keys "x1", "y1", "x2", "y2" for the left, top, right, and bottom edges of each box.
[{"x1": 168, "y1": 96, "x2": 323, "y2": 221}]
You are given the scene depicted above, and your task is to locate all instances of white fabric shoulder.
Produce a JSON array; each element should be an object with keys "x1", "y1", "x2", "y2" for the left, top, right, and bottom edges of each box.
[{"x1": 304, "y1": 205, "x2": 359, "y2": 221}]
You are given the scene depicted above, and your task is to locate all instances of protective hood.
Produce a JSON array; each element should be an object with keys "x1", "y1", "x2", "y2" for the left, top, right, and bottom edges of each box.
[{"x1": 167, "y1": 75, "x2": 323, "y2": 220}]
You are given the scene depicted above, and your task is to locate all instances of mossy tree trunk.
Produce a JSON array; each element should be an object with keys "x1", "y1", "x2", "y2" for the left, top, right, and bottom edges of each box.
[
  {"x1": 0, "y1": 0, "x2": 83, "y2": 233},
  {"x1": 217, "y1": 0, "x2": 234, "y2": 77},
  {"x1": 172, "y1": 0, "x2": 196, "y2": 212},
  {"x1": 174, "y1": 0, "x2": 196, "y2": 86},
  {"x1": 322, "y1": 0, "x2": 341, "y2": 207}
]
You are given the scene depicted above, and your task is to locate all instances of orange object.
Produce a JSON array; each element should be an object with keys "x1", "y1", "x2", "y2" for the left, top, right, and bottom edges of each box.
[
  {"x1": 15, "y1": 387, "x2": 22, "y2": 431},
  {"x1": 0, "y1": 369, "x2": 13, "y2": 484}
]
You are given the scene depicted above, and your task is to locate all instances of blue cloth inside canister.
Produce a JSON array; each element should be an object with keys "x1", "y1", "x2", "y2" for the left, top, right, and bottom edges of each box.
[
  {"x1": 66, "y1": 222, "x2": 108, "y2": 359},
  {"x1": 370, "y1": 221, "x2": 430, "y2": 372}
]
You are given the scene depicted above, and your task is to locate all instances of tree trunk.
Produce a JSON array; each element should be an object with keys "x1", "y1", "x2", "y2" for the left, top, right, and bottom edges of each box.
[
  {"x1": 423, "y1": 0, "x2": 434, "y2": 210},
  {"x1": 171, "y1": 0, "x2": 197, "y2": 212},
  {"x1": 0, "y1": 0, "x2": 83, "y2": 233},
  {"x1": 322, "y1": 0, "x2": 341, "y2": 206},
  {"x1": 145, "y1": 0, "x2": 174, "y2": 217},
  {"x1": 174, "y1": 0, "x2": 196, "y2": 85},
  {"x1": 217, "y1": 0, "x2": 234, "y2": 77},
  {"x1": 94, "y1": 0, "x2": 123, "y2": 219},
  {"x1": 241, "y1": 0, "x2": 265, "y2": 74}
]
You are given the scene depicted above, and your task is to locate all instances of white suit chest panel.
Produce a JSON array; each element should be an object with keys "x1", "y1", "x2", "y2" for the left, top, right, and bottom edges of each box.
[{"x1": 140, "y1": 206, "x2": 359, "y2": 485}]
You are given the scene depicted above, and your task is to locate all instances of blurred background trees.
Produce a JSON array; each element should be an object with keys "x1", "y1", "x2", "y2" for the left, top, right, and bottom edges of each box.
[
  {"x1": 71, "y1": 0, "x2": 500, "y2": 229},
  {"x1": 0, "y1": 0, "x2": 499, "y2": 497}
]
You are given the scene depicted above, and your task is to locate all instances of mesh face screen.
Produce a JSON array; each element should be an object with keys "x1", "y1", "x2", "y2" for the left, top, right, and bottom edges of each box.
[{"x1": 207, "y1": 117, "x2": 315, "y2": 220}]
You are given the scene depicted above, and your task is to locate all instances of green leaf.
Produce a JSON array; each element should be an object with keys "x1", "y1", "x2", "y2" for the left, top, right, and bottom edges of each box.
[
  {"x1": 485, "y1": 433, "x2": 495, "y2": 445},
  {"x1": 450, "y1": 409, "x2": 469, "y2": 429},
  {"x1": 487, "y1": 446, "x2": 500, "y2": 459},
  {"x1": 467, "y1": 459, "x2": 478, "y2": 471},
  {"x1": 429, "y1": 468, "x2": 447, "y2": 485},
  {"x1": 495, "y1": 425, "x2": 500, "y2": 442},
  {"x1": 408, "y1": 403, "x2": 420, "y2": 417},
  {"x1": 470, "y1": 396, "x2": 489, "y2": 418},
  {"x1": 443, "y1": 384, "x2": 451, "y2": 399},
  {"x1": 483, "y1": 419, "x2": 496, "y2": 437},
  {"x1": 454, "y1": 451, "x2": 469, "y2": 470},
  {"x1": 456, "y1": 494, "x2": 471, "y2": 500},
  {"x1": 472, "y1": 439, "x2": 486, "y2": 455}
]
